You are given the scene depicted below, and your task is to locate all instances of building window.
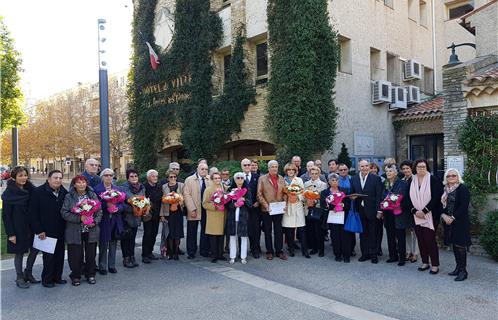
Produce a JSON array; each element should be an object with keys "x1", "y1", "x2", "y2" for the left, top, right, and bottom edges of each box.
[
  {"x1": 338, "y1": 36, "x2": 352, "y2": 74},
  {"x1": 408, "y1": 0, "x2": 418, "y2": 22},
  {"x1": 256, "y1": 42, "x2": 268, "y2": 84},
  {"x1": 386, "y1": 53, "x2": 401, "y2": 86},
  {"x1": 384, "y1": 0, "x2": 394, "y2": 9},
  {"x1": 447, "y1": 1, "x2": 474, "y2": 20},
  {"x1": 223, "y1": 54, "x2": 231, "y2": 82},
  {"x1": 420, "y1": 0, "x2": 428, "y2": 27},
  {"x1": 370, "y1": 47, "x2": 381, "y2": 81},
  {"x1": 423, "y1": 67, "x2": 434, "y2": 95}
]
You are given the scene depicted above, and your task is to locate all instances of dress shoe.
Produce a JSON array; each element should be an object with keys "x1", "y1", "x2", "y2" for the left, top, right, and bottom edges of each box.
[
  {"x1": 358, "y1": 256, "x2": 370, "y2": 262},
  {"x1": 55, "y1": 279, "x2": 67, "y2": 284},
  {"x1": 42, "y1": 282, "x2": 55, "y2": 288},
  {"x1": 99, "y1": 269, "x2": 108, "y2": 275},
  {"x1": 343, "y1": 258, "x2": 350, "y2": 263},
  {"x1": 87, "y1": 277, "x2": 96, "y2": 284},
  {"x1": 309, "y1": 249, "x2": 318, "y2": 255},
  {"x1": 454, "y1": 270, "x2": 468, "y2": 281},
  {"x1": 23, "y1": 270, "x2": 41, "y2": 284},
  {"x1": 241, "y1": 259, "x2": 247, "y2": 264},
  {"x1": 397, "y1": 260, "x2": 405, "y2": 266},
  {"x1": 418, "y1": 265, "x2": 430, "y2": 271},
  {"x1": 16, "y1": 276, "x2": 30, "y2": 289},
  {"x1": 448, "y1": 268, "x2": 459, "y2": 276},
  {"x1": 148, "y1": 254, "x2": 159, "y2": 260},
  {"x1": 108, "y1": 268, "x2": 117, "y2": 274},
  {"x1": 278, "y1": 253, "x2": 288, "y2": 261},
  {"x1": 71, "y1": 279, "x2": 81, "y2": 286},
  {"x1": 386, "y1": 257, "x2": 398, "y2": 263},
  {"x1": 123, "y1": 258, "x2": 134, "y2": 268},
  {"x1": 303, "y1": 253, "x2": 311, "y2": 259},
  {"x1": 371, "y1": 257, "x2": 378, "y2": 264},
  {"x1": 429, "y1": 268, "x2": 439, "y2": 275},
  {"x1": 142, "y1": 257, "x2": 151, "y2": 264},
  {"x1": 266, "y1": 253, "x2": 273, "y2": 260},
  {"x1": 252, "y1": 252, "x2": 260, "y2": 259},
  {"x1": 335, "y1": 256, "x2": 343, "y2": 262}
]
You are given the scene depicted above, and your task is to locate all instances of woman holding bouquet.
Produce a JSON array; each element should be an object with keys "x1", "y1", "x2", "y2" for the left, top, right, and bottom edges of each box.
[
  {"x1": 160, "y1": 169, "x2": 185, "y2": 260},
  {"x1": 303, "y1": 166, "x2": 327, "y2": 258},
  {"x1": 94, "y1": 168, "x2": 125, "y2": 274},
  {"x1": 225, "y1": 172, "x2": 253, "y2": 264},
  {"x1": 282, "y1": 163, "x2": 307, "y2": 258},
  {"x1": 120, "y1": 169, "x2": 146, "y2": 268},
  {"x1": 61, "y1": 175, "x2": 102, "y2": 286},
  {"x1": 321, "y1": 173, "x2": 352, "y2": 262},
  {"x1": 202, "y1": 172, "x2": 227, "y2": 263},
  {"x1": 380, "y1": 165, "x2": 412, "y2": 266}
]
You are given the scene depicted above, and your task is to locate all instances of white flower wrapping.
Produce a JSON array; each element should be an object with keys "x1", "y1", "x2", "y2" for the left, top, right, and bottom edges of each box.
[
  {"x1": 389, "y1": 194, "x2": 398, "y2": 202},
  {"x1": 82, "y1": 204, "x2": 92, "y2": 211},
  {"x1": 383, "y1": 201, "x2": 389, "y2": 208},
  {"x1": 214, "y1": 198, "x2": 221, "y2": 204}
]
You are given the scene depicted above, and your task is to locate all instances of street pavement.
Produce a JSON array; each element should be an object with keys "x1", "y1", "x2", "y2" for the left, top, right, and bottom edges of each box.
[{"x1": 1, "y1": 224, "x2": 497, "y2": 320}]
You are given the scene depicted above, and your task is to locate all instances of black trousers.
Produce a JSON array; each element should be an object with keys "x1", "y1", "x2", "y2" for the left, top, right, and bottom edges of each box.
[
  {"x1": 284, "y1": 227, "x2": 308, "y2": 254},
  {"x1": 67, "y1": 233, "x2": 96, "y2": 280},
  {"x1": 142, "y1": 216, "x2": 160, "y2": 257},
  {"x1": 209, "y1": 235, "x2": 224, "y2": 259},
  {"x1": 248, "y1": 207, "x2": 262, "y2": 254},
  {"x1": 262, "y1": 213, "x2": 283, "y2": 254},
  {"x1": 329, "y1": 223, "x2": 352, "y2": 259},
  {"x1": 42, "y1": 237, "x2": 65, "y2": 283},
  {"x1": 187, "y1": 220, "x2": 199, "y2": 257},
  {"x1": 384, "y1": 212, "x2": 407, "y2": 260},
  {"x1": 359, "y1": 211, "x2": 379, "y2": 258},
  {"x1": 200, "y1": 209, "x2": 210, "y2": 256},
  {"x1": 121, "y1": 227, "x2": 138, "y2": 258},
  {"x1": 306, "y1": 216, "x2": 324, "y2": 253}
]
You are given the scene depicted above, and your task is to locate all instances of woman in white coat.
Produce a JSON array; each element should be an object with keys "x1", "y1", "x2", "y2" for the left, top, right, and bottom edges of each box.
[{"x1": 282, "y1": 163, "x2": 307, "y2": 257}]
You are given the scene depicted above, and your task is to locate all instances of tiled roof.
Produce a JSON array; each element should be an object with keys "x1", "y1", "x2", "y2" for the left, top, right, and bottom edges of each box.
[
  {"x1": 466, "y1": 65, "x2": 498, "y2": 83},
  {"x1": 394, "y1": 96, "x2": 444, "y2": 122}
]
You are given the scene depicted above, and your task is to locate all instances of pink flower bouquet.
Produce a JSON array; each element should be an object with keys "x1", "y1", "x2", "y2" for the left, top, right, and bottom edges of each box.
[
  {"x1": 71, "y1": 199, "x2": 101, "y2": 225},
  {"x1": 381, "y1": 193, "x2": 404, "y2": 215},
  {"x1": 228, "y1": 188, "x2": 248, "y2": 208},
  {"x1": 210, "y1": 190, "x2": 230, "y2": 211},
  {"x1": 99, "y1": 189, "x2": 126, "y2": 214},
  {"x1": 325, "y1": 191, "x2": 346, "y2": 212}
]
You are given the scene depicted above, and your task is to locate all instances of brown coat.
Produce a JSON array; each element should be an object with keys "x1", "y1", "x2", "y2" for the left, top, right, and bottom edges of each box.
[
  {"x1": 202, "y1": 185, "x2": 226, "y2": 235},
  {"x1": 257, "y1": 174, "x2": 285, "y2": 213},
  {"x1": 183, "y1": 174, "x2": 211, "y2": 221}
]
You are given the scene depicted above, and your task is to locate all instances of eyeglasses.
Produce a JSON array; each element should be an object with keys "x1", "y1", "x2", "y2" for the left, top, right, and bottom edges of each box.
[
  {"x1": 446, "y1": 174, "x2": 457, "y2": 178},
  {"x1": 129, "y1": 175, "x2": 138, "y2": 178},
  {"x1": 339, "y1": 169, "x2": 347, "y2": 171},
  {"x1": 171, "y1": 168, "x2": 180, "y2": 170},
  {"x1": 89, "y1": 164, "x2": 99, "y2": 167},
  {"x1": 168, "y1": 176, "x2": 177, "y2": 179},
  {"x1": 235, "y1": 177, "x2": 244, "y2": 180},
  {"x1": 199, "y1": 168, "x2": 208, "y2": 171},
  {"x1": 243, "y1": 164, "x2": 251, "y2": 167},
  {"x1": 103, "y1": 174, "x2": 113, "y2": 177}
]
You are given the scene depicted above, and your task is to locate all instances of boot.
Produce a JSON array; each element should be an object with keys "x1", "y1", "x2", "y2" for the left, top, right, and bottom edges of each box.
[
  {"x1": 16, "y1": 273, "x2": 30, "y2": 289},
  {"x1": 23, "y1": 269, "x2": 41, "y2": 284},
  {"x1": 455, "y1": 246, "x2": 468, "y2": 281},
  {"x1": 173, "y1": 241, "x2": 179, "y2": 260},
  {"x1": 448, "y1": 245, "x2": 460, "y2": 276},
  {"x1": 123, "y1": 257, "x2": 134, "y2": 268}
]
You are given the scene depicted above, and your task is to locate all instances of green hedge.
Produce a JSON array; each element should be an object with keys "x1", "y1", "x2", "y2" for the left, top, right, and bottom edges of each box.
[{"x1": 480, "y1": 210, "x2": 498, "y2": 260}]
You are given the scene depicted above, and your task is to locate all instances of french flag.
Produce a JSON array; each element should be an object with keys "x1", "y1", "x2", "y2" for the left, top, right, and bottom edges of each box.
[{"x1": 145, "y1": 41, "x2": 160, "y2": 70}]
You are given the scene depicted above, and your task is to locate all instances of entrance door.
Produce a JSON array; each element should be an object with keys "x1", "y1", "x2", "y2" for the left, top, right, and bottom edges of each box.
[{"x1": 409, "y1": 134, "x2": 444, "y2": 180}]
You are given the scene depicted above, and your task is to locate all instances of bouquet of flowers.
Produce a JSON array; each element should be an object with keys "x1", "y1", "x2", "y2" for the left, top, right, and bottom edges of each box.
[
  {"x1": 99, "y1": 189, "x2": 126, "y2": 214},
  {"x1": 228, "y1": 188, "x2": 248, "y2": 208},
  {"x1": 162, "y1": 192, "x2": 184, "y2": 211},
  {"x1": 286, "y1": 184, "x2": 303, "y2": 204},
  {"x1": 210, "y1": 190, "x2": 230, "y2": 211},
  {"x1": 71, "y1": 199, "x2": 101, "y2": 225},
  {"x1": 325, "y1": 191, "x2": 346, "y2": 212},
  {"x1": 381, "y1": 193, "x2": 404, "y2": 215},
  {"x1": 128, "y1": 196, "x2": 151, "y2": 217},
  {"x1": 303, "y1": 189, "x2": 321, "y2": 200}
]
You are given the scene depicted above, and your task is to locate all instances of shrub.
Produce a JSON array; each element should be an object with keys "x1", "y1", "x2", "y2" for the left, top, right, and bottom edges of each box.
[{"x1": 480, "y1": 210, "x2": 498, "y2": 260}]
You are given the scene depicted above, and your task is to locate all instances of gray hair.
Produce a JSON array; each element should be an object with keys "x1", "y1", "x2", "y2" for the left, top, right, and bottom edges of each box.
[
  {"x1": 85, "y1": 158, "x2": 98, "y2": 166},
  {"x1": 168, "y1": 162, "x2": 180, "y2": 169},
  {"x1": 241, "y1": 158, "x2": 251, "y2": 166},
  {"x1": 328, "y1": 173, "x2": 340, "y2": 182},
  {"x1": 384, "y1": 164, "x2": 398, "y2": 174},
  {"x1": 233, "y1": 172, "x2": 245, "y2": 179},
  {"x1": 443, "y1": 168, "x2": 464, "y2": 185},
  {"x1": 268, "y1": 160, "x2": 279, "y2": 168},
  {"x1": 146, "y1": 169, "x2": 158, "y2": 177},
  {"x1": 209, "y1": 167, "x2": 219, "y2": 175},
  {"x1": 100, "y1": 168, "x2": 114, "y2": 177}
]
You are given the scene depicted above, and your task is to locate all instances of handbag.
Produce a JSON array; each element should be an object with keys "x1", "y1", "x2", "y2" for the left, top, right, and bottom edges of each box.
[
  {"x1": 344, "y1": 202, "x2": 363, "y2": 233},
  {"x1": 309, "y1": 207, "x2": 323, "y2": 221}
]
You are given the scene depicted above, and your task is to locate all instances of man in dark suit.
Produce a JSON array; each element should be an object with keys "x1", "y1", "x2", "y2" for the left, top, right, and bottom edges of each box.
[
  {"x1": 351, "y1": 159, "x2": 383, "y2": 263},
  {"x1": 241, "y1": 158, "x2": 262, "y2": 258},
  {"x1": 292, "y1": 155, "x2": 306, "y2": 177}
]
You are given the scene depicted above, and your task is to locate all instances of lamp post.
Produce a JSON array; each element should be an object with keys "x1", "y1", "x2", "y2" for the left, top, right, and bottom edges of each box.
[
  {"x1": 447, "y1": 42, "x2": 476, "y2": 65},
  {"x1": 98, "y1": 19, "x2": 110, "y2": 169}
]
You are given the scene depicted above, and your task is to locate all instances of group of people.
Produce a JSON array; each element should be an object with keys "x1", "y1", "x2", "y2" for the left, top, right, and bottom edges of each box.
[{"x1": 1, "y1": 155, "x2": 472, "y2": 289}]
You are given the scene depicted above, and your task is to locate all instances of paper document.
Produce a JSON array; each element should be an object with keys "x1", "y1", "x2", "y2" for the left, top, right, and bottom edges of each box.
[
  {"x1": 33, "y1": 236, "x2": 57, "y2": 254},
  {"x1": 269, "y1": 201, "x2": 286, "y2": 215},
  {"x1": 327, "y1": 210, "x2": 345, "y2": 224}
]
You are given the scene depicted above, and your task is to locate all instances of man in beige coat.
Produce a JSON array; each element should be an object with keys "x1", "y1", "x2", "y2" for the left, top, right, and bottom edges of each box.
[
  {"x1": 257, "y1": 160, "x2": 287, "y2": 261},
  {"x1": 184, "y1": 163, "x2": 211, "y2": 259}
]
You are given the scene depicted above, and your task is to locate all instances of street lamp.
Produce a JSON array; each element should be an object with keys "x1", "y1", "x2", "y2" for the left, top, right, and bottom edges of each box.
[
  {"x1": 98, "y1": 19, "x2": 110, "y2": 169},
  {"x1": 447, "y1": 42, "x2": 476, "y2": 65}
]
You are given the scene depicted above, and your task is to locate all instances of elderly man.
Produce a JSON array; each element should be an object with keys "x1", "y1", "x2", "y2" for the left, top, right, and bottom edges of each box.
[
  {"x1": 82, "y1": 159, "x2": 101, "y2": 188},
  {"x1": 291, "y1": 156, "x2": 306, "y2": 177},
  {"x1": 220, "y1": 168, "x2": 231, "y2": 188},
  {"x1": 184, "y1": 163, "x2": 211, "y2": 259},
  {"x1": 142, "y1": 170, "x2": 162, "y2": 263},
  {"x1": 161, "y1": 162, "x2": 183, "y2": 185},
  {"x1": 351, "y1": 160, "x2": 383, "y2": 263},
  {"x1": 301, "y1": 161, "x2": 327, "y2": 183},
  {"x1": 241, "y1": 158, "x2": 262, "y2": 258},
  {"x1": 257, "y1": 160, "x2": 287, "y2": 261}
]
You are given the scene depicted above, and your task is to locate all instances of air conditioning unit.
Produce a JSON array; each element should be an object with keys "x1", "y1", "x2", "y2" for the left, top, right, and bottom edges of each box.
[
  {"x1": 389, "y1": 86, "x2": 407, "y2": 110},
  {"x1": 406, "y1": 85, "x2": 421, "y2": 105},
  {"x1": 403, "y1": 59, "x2": 422, "y2": 80},
  {"x1": 371, "y1": 80, "x2": 392, "y2": 104}
]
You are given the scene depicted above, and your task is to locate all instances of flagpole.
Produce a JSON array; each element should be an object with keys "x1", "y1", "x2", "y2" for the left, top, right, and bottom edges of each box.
[{"x1": 97, "y1": 19, "x2": 110, "y2": 169}]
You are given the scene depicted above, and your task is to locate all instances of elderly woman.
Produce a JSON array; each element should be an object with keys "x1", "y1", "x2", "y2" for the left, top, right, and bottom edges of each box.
[
  {"x1": 400, "y1": 160, "x2": 418, "y2": 263},
  {"x1": 160, "y1": 169, "x2": 185, "y2": 260},
  {"x1": 441, "y1": 168, "x2": 471, "y2": 281},
  {"x1": 304, "y1": 166, "x2": 328, "y2": 258},
  {"x1": 381, "y1": 165, "x2": 413, "y2": 266},
  {"x1": 322, "y1": 173, "x2": 352, "y2": 262},
  {"x1": 120, "y1": 169, "x2": 145, "y2": 268},
  {"x1": 94, "y1": 168, "x2": 124, "y2": 275},
  {"x1": 2, "y1": 166, "x2": 39, "y2": 288},
  {"x1": 282, "y1": 163, "x2": 307, "y2": 257},
  {"x1": 407, "y1": 159, "x2": 443, "y2": 274},
  {"x1": 142, "y1": 169, "x2": 162, "y2": 263},
  {"x1": 61, "y1": 175, "x2": 102, "y2": 286},
  {"x1": 202, "y1": 172, "x2": 227, "y2": 263},
  {"x1": 226, "y1": 172, "x2": 253, "y2": 264}
]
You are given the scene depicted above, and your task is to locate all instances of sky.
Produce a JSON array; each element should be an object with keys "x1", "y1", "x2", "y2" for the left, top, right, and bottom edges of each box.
[{"x1": 0, "y1": 0, "x2": 133, "y2": 104}]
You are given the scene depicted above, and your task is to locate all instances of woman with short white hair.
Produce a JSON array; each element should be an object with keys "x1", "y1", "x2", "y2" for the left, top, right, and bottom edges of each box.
[{"x1": 441, "y1": 168, "x2": 471, "y2": 281}]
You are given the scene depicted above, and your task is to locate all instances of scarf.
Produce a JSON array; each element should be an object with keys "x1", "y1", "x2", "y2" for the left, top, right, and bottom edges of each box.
[
  {"x1": 441, "y1": 183, "x2": 460, "y2": 209},
  {"x1": 130, "y1": 182, "x2": 142, "y2": 194},
  {"x1": 410, "y1": 174, "x2": 434, "y2": 230},
  {"x1": 338, "y1": 176, "x2": 351, "y2": 193},
  {"x1": 384, "y1": 177, "x2": 398, "y2": 192}
]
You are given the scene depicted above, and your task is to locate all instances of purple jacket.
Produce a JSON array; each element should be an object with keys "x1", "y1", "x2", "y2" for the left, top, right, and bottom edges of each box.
[{"x1": 94, "y1": 182, "x2": 124, "y2": 243}]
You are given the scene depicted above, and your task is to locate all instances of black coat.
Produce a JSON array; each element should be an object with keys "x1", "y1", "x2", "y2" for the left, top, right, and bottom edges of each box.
[
  {"x1": 444, "y1": 184, "x2": 471, "y2": 247},
  {"x1": 30, "y1": 182, "x2": 68, "y2": 239},
  {"x1": 381, "y1": 179, "x2": 414, "y2": 229},
  {"x1": 320, "y1": 187, "x2": 351, "y2": 224},
  {"x1": 406, "y1": 174, "x2": 444, "y2": 222},
  {"x1": 226, "y1": 189, "x2": 253, "y2": 237},
  {"x1": 1, "y1": 179, "x2": 35, "y2": 254},
  {"x1": 246, "y1": 173, "x2": 260, "y2": 203},
  {"x1": 351, "y1": 173, "x2": 383, "y2": 220},
  {"x1": 144, "y1": 182, "x2": 163, "y2": 218}
]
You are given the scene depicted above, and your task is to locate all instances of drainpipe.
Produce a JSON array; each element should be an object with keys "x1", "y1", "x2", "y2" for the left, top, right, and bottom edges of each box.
[{"x1": 431, "y1": 0, "x2": 437, "y2": 93}]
